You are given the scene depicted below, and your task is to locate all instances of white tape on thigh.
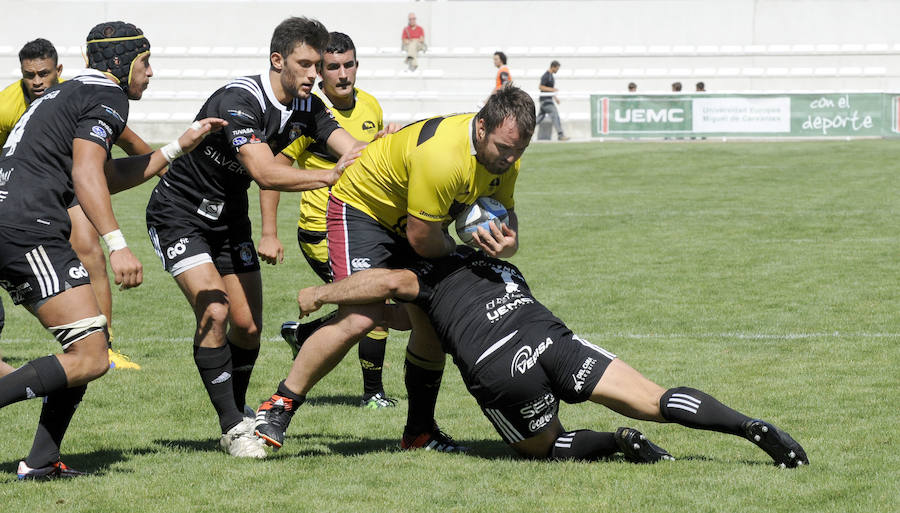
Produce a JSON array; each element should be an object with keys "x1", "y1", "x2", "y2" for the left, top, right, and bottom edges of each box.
[{"x1": 49, "y1": 314, "x2": 108, "y2": 349}]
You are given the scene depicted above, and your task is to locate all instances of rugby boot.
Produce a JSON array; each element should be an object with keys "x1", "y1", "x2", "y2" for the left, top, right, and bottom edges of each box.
[
  {"x1": 401, "y1": 423, "x2": 468, "y2": 453},
  {"x1": 17, "y1": 460, "x2": 87, "y2": 480},
  {"x1": 108, "y1": 348, "x2": 141, "y2": 370},
  {"x1": 254, "y1": 394, "x2": 297, "y2": 450},
  {"x1": 742, "y1": 419, "x2": 808, "y2": 468},
  {"x1": 219, "y1": 418, "x2": 266, "y2": 459},
  {"x1": 280, "y1": 310, "x2": 337, "y2": 358},
  {"x1": 614, "y1": 427, "x2": 674, "y2": 463},
  {"x1": 360, "y1": 392, "x2": 398, "y2": 409}
]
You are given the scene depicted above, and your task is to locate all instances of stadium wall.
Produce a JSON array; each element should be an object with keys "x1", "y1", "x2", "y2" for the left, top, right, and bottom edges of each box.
[{"x1": 3, "y1": 0, "x2": 899, "y2": 140}]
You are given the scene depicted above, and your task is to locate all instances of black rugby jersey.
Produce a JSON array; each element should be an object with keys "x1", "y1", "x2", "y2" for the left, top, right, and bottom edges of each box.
[
  {"x1": 411, "y1": 247, "x2": 563, "y2": 377},
  {"x1": 0, "y1": 69, "x2": 128, "y2": 238},
  {"x1": 152, "y1": 71, "x2": 339, "y2": 224}
]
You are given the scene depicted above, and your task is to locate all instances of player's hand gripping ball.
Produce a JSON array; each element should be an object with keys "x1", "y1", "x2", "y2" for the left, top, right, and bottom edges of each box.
[{"x1": 455, "y1": 197, "x2": 509, "y2": 248}]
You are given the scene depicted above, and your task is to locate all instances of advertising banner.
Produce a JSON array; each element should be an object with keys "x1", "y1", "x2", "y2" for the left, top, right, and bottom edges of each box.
[{"x1": 591, "y1": 93, "x2": 898, "y2": 138}]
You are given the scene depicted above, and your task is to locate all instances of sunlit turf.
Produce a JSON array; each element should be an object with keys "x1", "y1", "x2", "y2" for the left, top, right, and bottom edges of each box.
[{"x1": 1, "y1": 140, "x2": 897, "y2": 512}]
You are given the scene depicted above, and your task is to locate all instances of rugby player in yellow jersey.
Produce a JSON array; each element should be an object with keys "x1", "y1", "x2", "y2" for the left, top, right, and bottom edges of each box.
[
  {"x1": 255, "y1": 86, "x2": 536, "y2": 452},
  {"x1": 256, "y1": 32, "x2": 399, "y2": 409},
  {"x1": 0, "y1": 38, "x2": 152, "y2": 371}
]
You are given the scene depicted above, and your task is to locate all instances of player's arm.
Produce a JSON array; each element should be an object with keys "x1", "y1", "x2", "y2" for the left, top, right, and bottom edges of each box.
[
  {"x1": 297, "y1": 268, "x2": 420, "y2": 315},
  {"x1": 105, "y1": 118, "x2": 227, "y2": 194},
  {"x1": 236, "y1": 143, "x2": 355, "y2": 191},
  {"x1": 256, "y1": 151, "x2": 295, "y2": 265},
  {"x1": 473, "y1": 208, "x2": 519, "y2": 258},
  {"x1": 72, "y1": 139, "x2": 142, "y2": 289},
  {"x1": 115, "y1": 125, "x2": 153, "y2": 156},
  {"x1": 406, "y1": 216, "x2": 456, "y2": 258}
]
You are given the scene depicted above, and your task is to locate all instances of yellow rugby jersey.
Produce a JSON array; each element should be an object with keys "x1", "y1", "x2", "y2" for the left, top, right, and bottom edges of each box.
[
  {"x1": 331, "y1": 113, "x2": 519, "y2": 237},
  {"x1": 0, "y1": 78, "x2": 66, "y2": 146},
  {"x1": 0, "y1": 80, "x2": 30, "y2": 146},
  {"x1": 282, "y1": 87, "x2": 383, "y2": 232}
]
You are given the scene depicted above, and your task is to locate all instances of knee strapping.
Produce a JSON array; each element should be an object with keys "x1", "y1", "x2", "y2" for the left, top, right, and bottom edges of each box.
[{"x1": 49, "y1": 315, "x2": 107, "y2": 349}]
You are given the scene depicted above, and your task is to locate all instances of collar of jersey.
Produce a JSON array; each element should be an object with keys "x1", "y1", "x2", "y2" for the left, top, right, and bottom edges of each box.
[
  {"x1": 468, "y1": 116, "x2": 477, "y2": 156},
  {"x1": 261, "y1": 69, "x2": 291, "y2": 113},
  {"x1": 315, "y1": 81, "x2": 357, "y2": 111},
  {"x1": 73, "y1": 68, "x2": 112, "y2": 81}
]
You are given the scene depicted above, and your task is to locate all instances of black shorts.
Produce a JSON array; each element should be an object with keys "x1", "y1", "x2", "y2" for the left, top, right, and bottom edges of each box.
[
  {"x1": 326, "y1": 195, "x2": 418, "y2": 280},
  {"x1": 146, "y1": 197, "x2": 259, "y2": 276},
  {"x1": 0, "y1": 227, "x2": 91, "y2": 306},
  {"x1": 464, "y1": 321, "x2": 616, "y2": 444}
]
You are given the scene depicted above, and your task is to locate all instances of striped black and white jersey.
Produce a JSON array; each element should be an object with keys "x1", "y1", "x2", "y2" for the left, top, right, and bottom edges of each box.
[
  {"x1": 152, "y1": 71, "x2": 339, "y2": 224},
  {"x1": 410, "y1": 247, "x2": 566, "y2": 378},
  {"x1": 0, "y1": 69, "x2": 128, "y2": 238}
]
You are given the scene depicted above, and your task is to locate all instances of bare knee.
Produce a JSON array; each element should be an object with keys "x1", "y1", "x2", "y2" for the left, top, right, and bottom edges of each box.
[
  {"x1": 509, "y1": 424, "x2": 562, "y2": 459},
  {"x1": 228, "y1": 314, "x2": 261, "y2": 346},
  {"x1": 195, "y1": 300, "x2": 230, "y2": 343},
  {"x1": 63, "y1": 334, "x2": 110, "y2": 384}
]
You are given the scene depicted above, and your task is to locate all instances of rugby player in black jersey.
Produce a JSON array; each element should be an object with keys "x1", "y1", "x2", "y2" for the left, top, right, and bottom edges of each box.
[
  {"x1": 145, "y1": 17, "x2": 372, "y2": 458},
  {"x1": 0, "y1": 37, "x2": 151, "y2": 371},
  {"x1": 290, "y1": 245, "x2": 809, "y2": 467},
  {"x1": 0, "y1": 21, "x2": 225, "y2": 479}
]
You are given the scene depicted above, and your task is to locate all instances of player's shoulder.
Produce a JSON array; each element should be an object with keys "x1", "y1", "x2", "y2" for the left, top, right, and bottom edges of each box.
[
  {"x1": 220, "y1": 74, "x2": 267, "y2": 110},
  {"x1": 354, "y1": 87, "x2": 380, "y2": 108},
  {"x1": 0, "y1": 80, "x2": 24, "y2": 100}
]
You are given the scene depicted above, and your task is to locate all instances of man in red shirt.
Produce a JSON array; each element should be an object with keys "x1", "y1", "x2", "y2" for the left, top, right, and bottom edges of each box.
[{"x1": 402, "y1": 12, "x2": 426, "y2": 71}]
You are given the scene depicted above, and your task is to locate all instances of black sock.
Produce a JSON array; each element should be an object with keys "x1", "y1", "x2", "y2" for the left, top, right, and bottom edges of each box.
[
  {"x1": 403, "y1": 349, "x2": 444, "y2": 435},
  {"x1": 0, "y1": 355, "x2": 68, "y2": 408},
  {"x1": 659, "y1": 387, "x2": 752, "y2": 436},
  {"x1": 25, "y1": 384, "x2": 87, "y2": 468},
  {"x1": 227, "y1": 339, "x2": 259, "y2": 411},
  {"x1": 275, "y1": 380, "x2": 306, "y2": 406},
  {"x1": 550, "y1": 430, "x2": 619, "y2": 461},
  {"x1": 193, "y1": 345, "x2": 242, "y2": 433},
  {"x1": 359, "y1": 332, "x2": 387, "y2": 399}
]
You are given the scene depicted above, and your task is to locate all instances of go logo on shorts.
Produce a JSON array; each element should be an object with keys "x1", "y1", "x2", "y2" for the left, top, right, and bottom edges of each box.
[{"x1": 167, "y1": 239, "x2": 188, "y2": 259}]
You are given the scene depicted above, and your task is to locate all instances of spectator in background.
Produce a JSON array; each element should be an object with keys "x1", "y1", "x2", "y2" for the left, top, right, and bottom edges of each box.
[
  {"x1": 671, "y1": 81, "x2": 682, "y2": 92},
  {"x1": 628, "y1": 82, "x2": 637, "y2": 93},
  {"x1": 494, "y1": 51, "x2": 511, "y2": 91},
  {"x1": 695, "y1": 81, "x2": 705, "y2": 92},
  {"x1": 536, "y1": 60, "x2": 569, "y2": 141},
  {"x1": 402, "y1": 12, "x2": 426, "y2": 71}
]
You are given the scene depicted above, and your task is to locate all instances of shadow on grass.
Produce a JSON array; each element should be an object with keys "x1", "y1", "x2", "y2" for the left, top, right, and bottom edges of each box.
[
  {"x1": 1, "y1": 447, "x2": 159, "y2": 478},
  {"x1": 303, "y1": 394, "x2": 367, "y2": 407},
  {"x1": 153, "y1": 438, "x2": 220, "y2": 453}
]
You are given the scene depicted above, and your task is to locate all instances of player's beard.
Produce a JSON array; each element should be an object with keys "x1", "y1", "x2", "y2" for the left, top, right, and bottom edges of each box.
[
  {"x1": 281, "y1": 67, "x2": 311, "y2": 100},
  {"x1": 475, "y1": 138, "x2": 511, "y2": 175}
]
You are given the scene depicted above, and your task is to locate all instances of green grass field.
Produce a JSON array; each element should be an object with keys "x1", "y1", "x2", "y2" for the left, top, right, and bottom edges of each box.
[{"x1": 1, "y1": 140, "x2": 898, "y2": 511}]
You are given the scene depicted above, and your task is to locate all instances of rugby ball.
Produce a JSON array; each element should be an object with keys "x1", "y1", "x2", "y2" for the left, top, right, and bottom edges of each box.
[{"x1": 455, "y1": 197, "x2": 509, "y2": 248}]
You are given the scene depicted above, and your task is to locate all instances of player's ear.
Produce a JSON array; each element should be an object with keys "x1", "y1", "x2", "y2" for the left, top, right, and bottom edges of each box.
[
  {"x1": 57, "y1": 64, "x2": 63, "y2": 76},
  {"x1": 477, "y1": 118, "x2": 486, "y2": 138},
  {"x1": 270, "y1": 52, "x2": 284, "y2": 72}
]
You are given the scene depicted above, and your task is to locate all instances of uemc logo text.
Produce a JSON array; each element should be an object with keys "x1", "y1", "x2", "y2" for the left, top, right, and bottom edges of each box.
[{"x1": 615, "y1": 108, "x2": 685, "y2": 123}]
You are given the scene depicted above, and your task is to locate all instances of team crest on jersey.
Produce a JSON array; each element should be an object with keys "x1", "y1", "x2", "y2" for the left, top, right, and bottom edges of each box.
[
  {"x1": 288, "y1": 122, "x2": 306, "y2": 140},
  {"x1": 361, "y1": 120, "x2": 376, "y2": 132},
  {"x1": 249, "y1": 134, "x2": 262, "y2": 144}
]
